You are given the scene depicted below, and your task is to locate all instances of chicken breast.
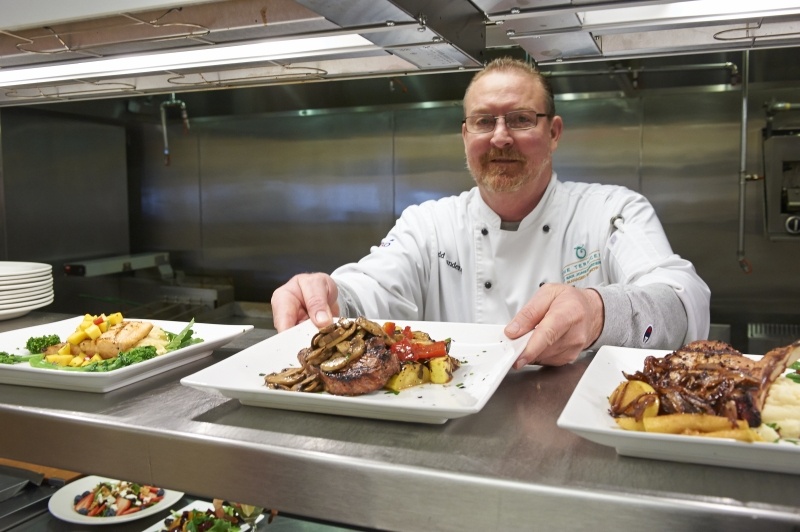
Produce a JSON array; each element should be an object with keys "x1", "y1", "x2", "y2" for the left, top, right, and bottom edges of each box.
[{"x1": 79, "y1": 321, "x2": 154, "y2": 359}]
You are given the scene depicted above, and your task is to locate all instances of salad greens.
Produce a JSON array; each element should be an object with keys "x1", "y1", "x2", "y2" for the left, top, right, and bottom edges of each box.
[
  {"x1": 0, "y1": 352, "x2": 36, "y2": 365},
  {"x1": 29, "y1": 345, "x2": 159, "y2": 372}
]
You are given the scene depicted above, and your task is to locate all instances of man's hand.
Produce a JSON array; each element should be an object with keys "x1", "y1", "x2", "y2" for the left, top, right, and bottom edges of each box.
[
  {"x1": 270, "y1": 273, "x2": 340, "y2": 332},
  {"x1": 504, "y1": 284, "x2": 604, "y2": 368}
]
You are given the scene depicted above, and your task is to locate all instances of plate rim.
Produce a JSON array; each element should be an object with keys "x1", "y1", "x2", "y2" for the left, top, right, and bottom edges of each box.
[{"x1": 48, "y1": 475, "x2": 184, "y2": 525}]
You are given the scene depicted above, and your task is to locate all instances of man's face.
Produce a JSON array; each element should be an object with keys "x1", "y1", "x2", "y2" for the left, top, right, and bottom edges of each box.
[{"x1": 462, "y1": 71, "x2": 561, "y2": 194}]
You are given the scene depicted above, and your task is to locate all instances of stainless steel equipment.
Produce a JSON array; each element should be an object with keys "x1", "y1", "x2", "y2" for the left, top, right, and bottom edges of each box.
[{"x1": 763, "y1": 110, "x2": 800, "y2": 240}]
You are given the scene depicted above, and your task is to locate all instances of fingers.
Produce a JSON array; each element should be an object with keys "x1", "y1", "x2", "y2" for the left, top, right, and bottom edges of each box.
[
  {"x1": 271, "y1": 273, "x2": 340, "y2": 332},
  {"x1": 508, "y1": 284, "x2": 604, "y2": 368}
]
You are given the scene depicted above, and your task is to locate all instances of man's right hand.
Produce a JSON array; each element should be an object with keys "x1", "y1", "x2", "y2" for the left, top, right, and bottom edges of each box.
[{"x1": 270, "y1": 273, "x2": 340, "y2": 332}]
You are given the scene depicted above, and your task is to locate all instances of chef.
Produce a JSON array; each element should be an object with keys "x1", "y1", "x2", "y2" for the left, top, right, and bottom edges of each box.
[{"x1": 271, "y1": 57, "x2": 711, "y2": 367}]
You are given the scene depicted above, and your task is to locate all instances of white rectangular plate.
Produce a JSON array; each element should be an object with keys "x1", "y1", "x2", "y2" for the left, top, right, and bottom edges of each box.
[
  {"x1": 0, "y1": 317, "x2": 253, "y2": 393},
  {"x1": 557, "y1": 345, "x2": 800, "y2": 474},
  {"x1": 181, "y1": 319, "x2": 531, "y2": 424}
]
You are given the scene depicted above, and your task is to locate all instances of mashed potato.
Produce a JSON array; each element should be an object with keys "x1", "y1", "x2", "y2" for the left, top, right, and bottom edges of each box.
[
  {"x1": 759, "y1": 376, "x2": 800, "y2": 440},
  {"x1": 135, "y1": 325, "x2": 169, "y2": 355}
]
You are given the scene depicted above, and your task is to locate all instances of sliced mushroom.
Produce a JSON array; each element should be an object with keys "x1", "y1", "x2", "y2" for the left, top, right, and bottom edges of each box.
[
  {"x1": 355, "y1": 317, "x2": 394, "y2": 345},
  {"x1": 320, "y1": 355, "x2": 350, "y2": 372},
  {"x1": 265, "y1": 367, "x2": 306, "y2": 387}
]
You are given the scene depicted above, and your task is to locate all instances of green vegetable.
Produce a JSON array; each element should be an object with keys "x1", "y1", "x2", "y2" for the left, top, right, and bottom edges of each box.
[
  {"x1": 29, "y1": 346, "x2": 159, "y2": 372},
  {"x1": 165, "y1": 319, "x2": 203, "y2": 351},
  {"x1": 0, "y1": 352, "x2": 36, "y2": 365},
  {"x1": 25, "y1": 334, "x2": 61, "y2": 354},
  {"x1": 787, "y1": 373, "x2": 800, "y2": 384}
]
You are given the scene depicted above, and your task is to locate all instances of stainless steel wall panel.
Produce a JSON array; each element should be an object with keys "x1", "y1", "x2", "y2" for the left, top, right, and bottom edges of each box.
[
  {"x1": 193, "y1": 111, "x2": 396, "y2": 295},
  {"x1": 135, "y1": 122, "x2": 203, "y2": 253},
  {"x1": 394, "y1": 105, "x2": 471, "y2": 213},
  {"x1": 1, "y1": 109, "x2": 128, "y2": 261},
  {"x1": 553, "y1": 98, "x2": 642, "y2": 192}
]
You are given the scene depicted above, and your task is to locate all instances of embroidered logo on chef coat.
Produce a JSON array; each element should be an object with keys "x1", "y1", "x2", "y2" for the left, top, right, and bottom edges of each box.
[
  {"x1": 379, "y1": 237, "x2": 395, "y2": 248},
  {"x1": 562, "y1": 249, "x2": 601, "y2": 284},
  {"x1": 642, "y1": 325, "x2": 653, "y2": 344}
]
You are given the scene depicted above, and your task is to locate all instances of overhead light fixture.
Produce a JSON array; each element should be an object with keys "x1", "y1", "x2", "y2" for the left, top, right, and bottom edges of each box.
[
  {"x1": 579, "y1": 0, "x2": 800, "y2": 29},
  {"x1": 0, "y1": 34, "x2": 377, "y2": 88}
]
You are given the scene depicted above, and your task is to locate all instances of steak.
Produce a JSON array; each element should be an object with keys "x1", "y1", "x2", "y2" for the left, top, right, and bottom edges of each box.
[
  {"x1": 317, "y1": 336, "x2": 401, "y2": 396},
  {"x1": 625, "y1": 339, "x2": 800, "y2": 427}
]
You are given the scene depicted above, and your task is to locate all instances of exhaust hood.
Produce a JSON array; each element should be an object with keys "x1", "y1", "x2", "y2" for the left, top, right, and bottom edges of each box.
[{"x1": 1, "y1": 0, "x2": 800, "y2": 106}]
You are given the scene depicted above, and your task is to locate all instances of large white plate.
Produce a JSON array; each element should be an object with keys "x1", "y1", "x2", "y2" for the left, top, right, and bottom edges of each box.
[
  {"x1": 0, "y1": 286, "x2": 52, "y2": 303},
  {"x1": 0, "y1": 278, "x2": 52, "y2": 292},
  {"x1": 0, "y1": 262, "x2": 51, "y2": 279},
  {"x1": 181, "y1": 319, "x2": 531, "y2": 424},
  {"x1": 48, "y1": 475, "x2": 184, "y2": 525},
  {"x1": 0, "y1": 296, "x2": 54, "y2": 321},
  {"x1": 557, "y1": 345, "x2": 800, "y2": 475},
  {"x1": 0, "y1": 274, "x2": 51, "y2": 287},
  {"x1": 141, "y1": 500, "x2": 263, "y2": 531},
  {"x1": 0, "y1": 293, "x2": 53, "y2": 310},
  {"x1": 0, "y1": 317, "x2": 253, "y2": 392}
]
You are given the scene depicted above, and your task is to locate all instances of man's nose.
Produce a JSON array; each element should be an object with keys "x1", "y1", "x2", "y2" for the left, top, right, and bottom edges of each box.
[{"x1": 491, "y1": 117, "x2": 514, "y2": 147}]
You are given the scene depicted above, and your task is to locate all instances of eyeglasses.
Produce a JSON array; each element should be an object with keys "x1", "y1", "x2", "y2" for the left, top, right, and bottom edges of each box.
[{"x1": 463, "y1": 110, "x2": 548, "y2": 134}]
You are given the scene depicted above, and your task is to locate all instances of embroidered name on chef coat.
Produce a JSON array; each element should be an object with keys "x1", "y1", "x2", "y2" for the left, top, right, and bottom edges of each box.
[{"x1": 562, "y1": 248, "x2": 601, "y2": 284}]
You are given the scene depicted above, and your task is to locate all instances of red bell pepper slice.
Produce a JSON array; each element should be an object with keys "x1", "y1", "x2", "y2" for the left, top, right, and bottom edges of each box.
[{"x1": 411, "y1": 341, "x2": 448, "y2": 359}]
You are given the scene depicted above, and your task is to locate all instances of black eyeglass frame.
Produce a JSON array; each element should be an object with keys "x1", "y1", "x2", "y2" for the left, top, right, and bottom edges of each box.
[{"x1": 462, "y1": 110, "x2": 549, "y2": 134}]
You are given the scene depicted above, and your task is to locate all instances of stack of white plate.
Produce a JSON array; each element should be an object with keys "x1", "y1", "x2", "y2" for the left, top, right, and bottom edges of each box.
[{"x1": 0, "y1": 262, "x2": 54, "y2": 321}]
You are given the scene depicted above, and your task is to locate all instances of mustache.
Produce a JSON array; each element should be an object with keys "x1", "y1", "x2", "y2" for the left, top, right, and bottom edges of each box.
[{"x1": 482, "y1": 148, "x2": 524, "y2": 162}]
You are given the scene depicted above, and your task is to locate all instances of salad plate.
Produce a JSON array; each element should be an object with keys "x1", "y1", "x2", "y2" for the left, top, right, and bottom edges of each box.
[
  {"x1": 141, "y1": 500, "x2": 264, "y2": 531},
  {"x1": 557, "y1": 345, "x2": 800, "y2": 475},
  {"x1": 0, "y1": 262, "x2": 51, "y2": 279},
  {"x1": 48, "y1": 475, "x2": 184, "y2": 525},
  {"x1": 181, "y1": 319, "x2": 531, "y2": 424},
  {"x1": 0, "y1": 317, "x2": 253, "y2": 392}
]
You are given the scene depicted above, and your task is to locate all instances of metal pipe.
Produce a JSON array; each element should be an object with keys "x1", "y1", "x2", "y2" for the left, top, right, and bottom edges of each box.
[
  {"x1": 543, "y1": 62, "x2": 739, "y2": 79},
  {"x1": 737, "y1": 51, "x2": 752, "y2": 274},
  {"x1": 159, "y1": 93, "x2": 190, "y2": 166}
]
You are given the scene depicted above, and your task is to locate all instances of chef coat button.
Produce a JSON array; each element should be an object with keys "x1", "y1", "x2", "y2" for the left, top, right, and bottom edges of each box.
[
  {"x1": 543, "y1": 224, "x2": 550, "y2": 233},
  {"x1": 481, "y1": 228, "x2": 488, "y2": 235},
  {"x1": 484, "y1": 281, "x2": 492, "y2": 289}
]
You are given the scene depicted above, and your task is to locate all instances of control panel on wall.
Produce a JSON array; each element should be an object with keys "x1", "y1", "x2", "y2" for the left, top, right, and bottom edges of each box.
[{"x1": 763, "y1": 132, "x2": 800, "y2": 240}]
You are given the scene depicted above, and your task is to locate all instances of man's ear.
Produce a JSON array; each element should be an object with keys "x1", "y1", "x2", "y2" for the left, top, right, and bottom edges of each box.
[{"x1": 549, "y1": 115, "x2": 563, "y2": 149}]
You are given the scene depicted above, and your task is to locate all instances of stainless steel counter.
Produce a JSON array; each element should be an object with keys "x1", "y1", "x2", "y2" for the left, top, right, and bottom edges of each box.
[{"x1": 1, "y1": 312, "x2": 799, "y2": 531}]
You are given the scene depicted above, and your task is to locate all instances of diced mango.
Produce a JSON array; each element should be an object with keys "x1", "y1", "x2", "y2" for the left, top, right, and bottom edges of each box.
[
  {"x1": 67, "y1": 330, "x2": 89, "y2": 345},
  {"x1": 46, "y1": 354, "x2": 74, "y2": 366},
  {"x1": 57, "y1": 343, "x2": 72, "y2": 356},
  {"x1": 108, "y1": 312, "x2": 123, "y2": 326},
  {"x1": 98, "y1": 320, "x2": 109, "y2": 333},
  {"x1": 69, "y1": 356, "x2": 85, "y2": 367},
  {"x1": 84, "y1": 323, "x2": 102, "y2": 340}
]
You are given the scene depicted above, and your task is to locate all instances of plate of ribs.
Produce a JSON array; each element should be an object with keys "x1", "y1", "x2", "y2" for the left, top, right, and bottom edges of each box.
[
  {"x1": 557, "y1": 339, "x2": 800, "y2": 474},
  {"x1": 180, "y1": 317, "x2": 531, "y2": 424}
]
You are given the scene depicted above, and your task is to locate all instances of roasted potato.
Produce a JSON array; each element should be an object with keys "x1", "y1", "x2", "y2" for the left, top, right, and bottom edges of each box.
[
  {"x1": 428, "y1": 355, "x2": 460, "y2": 384},
  {"x1": 384, "y1": 362, "x2": 430, "y2": 392}
]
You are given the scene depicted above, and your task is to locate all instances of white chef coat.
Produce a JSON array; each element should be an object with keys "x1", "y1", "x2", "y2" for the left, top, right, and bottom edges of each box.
[{"x1": 333, "y1": 172, "x2": 710, "y2": 350}]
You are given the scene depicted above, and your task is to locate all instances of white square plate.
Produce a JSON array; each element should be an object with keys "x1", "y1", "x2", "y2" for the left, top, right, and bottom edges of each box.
[
  {"x1": 181, "y1": 319, "x2": 531, "y2": 424},
  {"x1": 556, "y1": 345, "x2": 800, "y2": 474},
  {"x1": 0, "y1": 317, "x2": 253, "y2": 392}
]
